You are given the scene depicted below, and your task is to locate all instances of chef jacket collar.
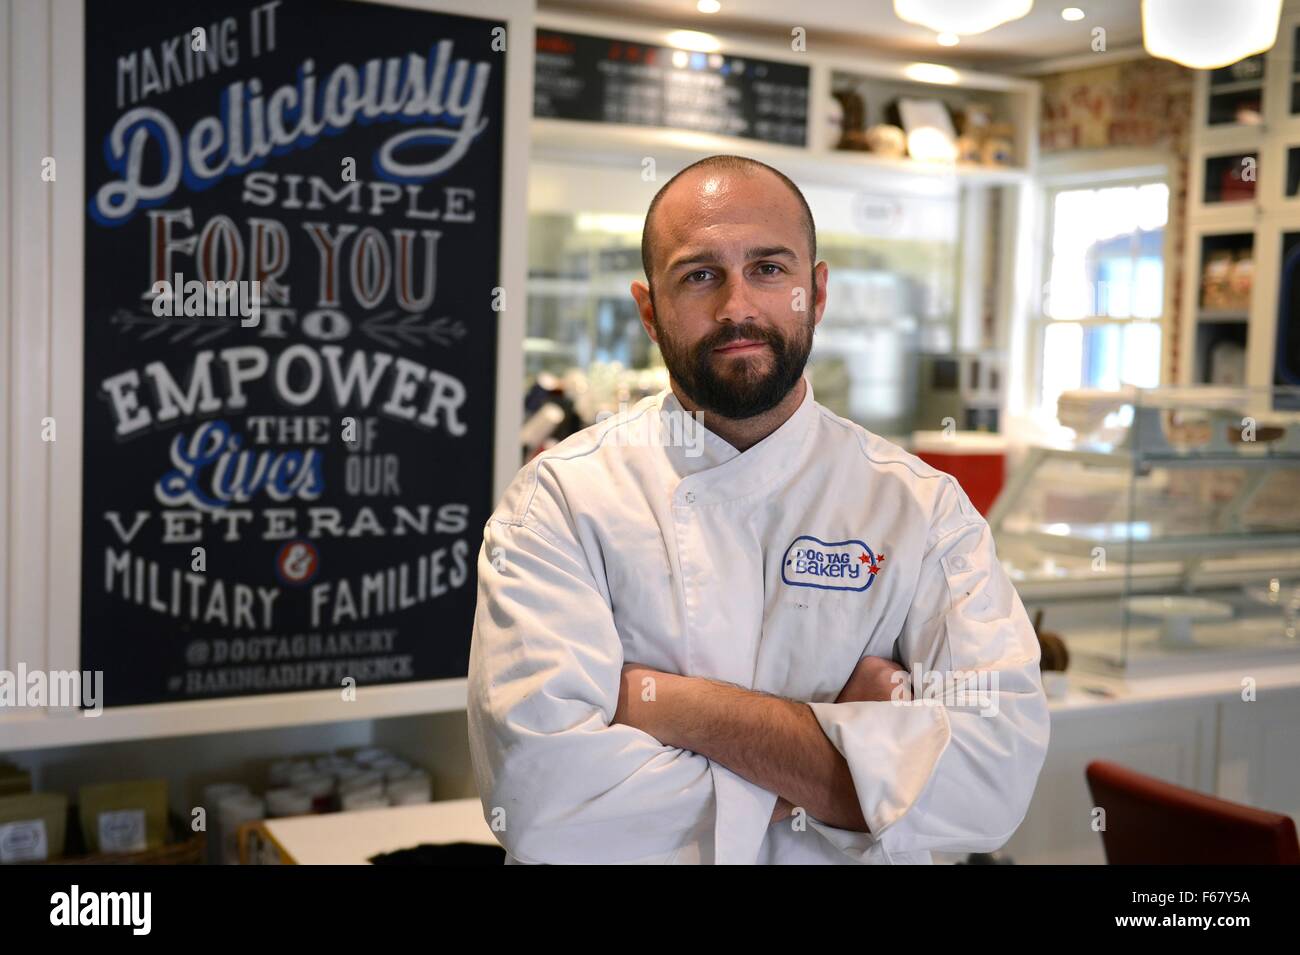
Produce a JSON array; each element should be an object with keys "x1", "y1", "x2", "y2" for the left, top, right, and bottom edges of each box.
[{"x1": 659, "y1": 374, "x2": 817, "y2": 505}]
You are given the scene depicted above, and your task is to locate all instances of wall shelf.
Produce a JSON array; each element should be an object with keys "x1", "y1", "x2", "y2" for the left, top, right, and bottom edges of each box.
[
  {"x1": 0, "y1": 679, "x2": 468, "y2": 753},
  {"x1": 530, "y1": 117, "x2": 1031, "y2": 200}
]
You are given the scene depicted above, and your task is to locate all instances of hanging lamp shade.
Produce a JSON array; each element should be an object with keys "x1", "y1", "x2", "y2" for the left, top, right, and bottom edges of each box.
[
  {"x1": 1142, "y1": 0, "x2": 1282, "y2": 70},
  {"x1": 893, "y1": 0, "x2": 1033, "y2": 36}
]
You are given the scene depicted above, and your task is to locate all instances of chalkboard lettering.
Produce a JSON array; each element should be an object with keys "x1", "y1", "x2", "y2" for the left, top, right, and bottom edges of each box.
[{"x1": 82, "y1": 0, "x2": 504, "y2": 705}]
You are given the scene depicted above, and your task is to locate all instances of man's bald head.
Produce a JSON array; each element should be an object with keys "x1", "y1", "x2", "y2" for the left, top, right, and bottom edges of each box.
[{"x1": 639, "y1": 155, "x2": 817, "y2": 290}]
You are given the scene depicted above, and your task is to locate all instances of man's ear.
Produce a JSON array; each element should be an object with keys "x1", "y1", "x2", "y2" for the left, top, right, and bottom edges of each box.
[
  {"x1": 630, "y1": 280, "x2": 659, "y2": 343},
  {"x1": 811, "y1": 261, "x2": 830, "y2": 328}
]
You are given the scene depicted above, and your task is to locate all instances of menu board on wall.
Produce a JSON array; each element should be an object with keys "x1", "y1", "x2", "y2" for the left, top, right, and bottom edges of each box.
[
  {"x1": 535, "y1": 28, "x2": 809, "y2": 146},
  {"x1": 81, "y1": 0, "x2": 505, "y2": 705}
]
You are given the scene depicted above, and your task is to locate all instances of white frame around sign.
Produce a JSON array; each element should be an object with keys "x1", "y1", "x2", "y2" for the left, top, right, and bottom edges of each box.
[{"x1": 2, "y1": 0, "x2": 530, "y2": 750}]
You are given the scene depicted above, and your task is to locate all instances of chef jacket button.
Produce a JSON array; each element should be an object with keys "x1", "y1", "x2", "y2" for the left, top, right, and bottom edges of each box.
[
  {"x1": 951, "y1": 555, "x2": 968, "y2": 571},
  {"x1": 684, "y1": 491, "x2": 696, "y2": 504}
]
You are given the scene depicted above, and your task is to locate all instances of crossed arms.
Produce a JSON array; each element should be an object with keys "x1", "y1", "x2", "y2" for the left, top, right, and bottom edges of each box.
[
  {"x1": 467, "y1": 484, "x2": 1049, "y2": 864},
  {"x1": 613, "y1": 655, "x2": 910, "y2": 830}
]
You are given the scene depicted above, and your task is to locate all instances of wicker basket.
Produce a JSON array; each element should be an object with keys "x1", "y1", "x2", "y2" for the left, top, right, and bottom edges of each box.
[
  {"x1": 49, "y1": 833, "x2": 205, "y2": 865},
  {"x1": 42, "y1": 813, "x2": 205, "y2": 865}
]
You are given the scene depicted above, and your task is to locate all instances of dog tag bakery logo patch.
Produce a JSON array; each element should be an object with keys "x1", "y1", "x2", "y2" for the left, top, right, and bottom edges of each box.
[{"x1": 781, "y1": 536, "x2": 885, "y2": 592}]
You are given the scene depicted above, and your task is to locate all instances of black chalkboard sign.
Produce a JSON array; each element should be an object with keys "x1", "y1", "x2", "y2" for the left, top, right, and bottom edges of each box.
[
  {"x1": 535, "y1": 29, "x2": 809, "y2": 147},
  {"x1": 81, "y1": 0, "x2": 505, "y2": 705},
  {"x1": 1278, "y1": 231, "x2": 1300, "y2": 409}
]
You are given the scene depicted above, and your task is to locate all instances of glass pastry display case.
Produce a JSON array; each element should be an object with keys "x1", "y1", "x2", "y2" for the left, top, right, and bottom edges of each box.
[{"x1": 991, "y1": 386, "x2": 1300, "y2": 676}]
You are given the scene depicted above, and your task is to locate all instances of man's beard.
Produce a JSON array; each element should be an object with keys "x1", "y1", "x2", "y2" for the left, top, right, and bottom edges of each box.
[{"x1": 652, "y1": 299, "x2": 815, "y2": 420}]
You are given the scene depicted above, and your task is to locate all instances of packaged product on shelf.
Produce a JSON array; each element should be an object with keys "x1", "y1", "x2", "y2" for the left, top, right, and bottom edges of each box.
[
  {"x1": 78, "y1": 779, "x2": 168, "y2": 854},
  {"x1": 1228, "y1": 252, "x2": 1254, "y2": 308},
  {"x1": 201, "y1": 782, "x2": 251, "y2": 865},
  {"x1": 265, "y1": 788, "x2": 313, "y2": 818},
  {"x1": 0, "y1": 762, "x2": 32, "y2": 797},
  {"x1": 0, "y1": 792, "x2": 67, "y2": 863},
  {"x1": 288, "y1": 773, "x2": 335, "y2": 813},
  {"x1": 349, "y1": 747, "x2": 392, "y2": 767},
  {"x1": 217, "y1": 792, "x2": 265, "y2": 865},
  {"x1": 371, "y1": 758, "x2": 412, "y2": 781},
  {"x1": 387, "y1": 771, "x2": 433, "y2": 806},
  {"x1": 340, "y1": 788, "x2": 390, "y2": 812},
  {"x1": 1201, "y1": 250, "x2": 1234, "y2": 309}
]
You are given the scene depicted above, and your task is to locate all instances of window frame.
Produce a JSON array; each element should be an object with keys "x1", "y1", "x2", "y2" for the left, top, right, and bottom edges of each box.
[{"x1": 1030, "y1": 151, "x2": 1179, "y2": 425}]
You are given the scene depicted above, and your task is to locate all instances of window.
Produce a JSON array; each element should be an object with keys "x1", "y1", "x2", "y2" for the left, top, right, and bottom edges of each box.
[{"x1": 1037, "y1": 180, "x2": 1169, "y2": 421}]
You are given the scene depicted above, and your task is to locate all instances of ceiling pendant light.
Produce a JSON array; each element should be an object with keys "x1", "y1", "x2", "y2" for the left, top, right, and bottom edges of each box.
[
  {"x1": 1142, "y1": 0, "x2": 1282, "y2": 70},
  {"x1": 893, "y1": 0, "x2": 1033, "y2": 36}
]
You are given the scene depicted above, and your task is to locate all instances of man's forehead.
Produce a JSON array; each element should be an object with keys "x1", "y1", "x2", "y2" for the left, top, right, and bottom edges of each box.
[{"x1": 654, "y1": 168, "x2": 807, "y2": 255}]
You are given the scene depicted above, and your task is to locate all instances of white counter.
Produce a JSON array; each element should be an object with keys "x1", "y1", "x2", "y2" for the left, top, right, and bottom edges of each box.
[{"x1": 259, "y1": 798, "x2": 496, "y2": 865}]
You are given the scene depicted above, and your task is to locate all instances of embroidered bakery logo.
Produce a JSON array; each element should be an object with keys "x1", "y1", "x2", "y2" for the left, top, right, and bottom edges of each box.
[{"x1": 781, "y1": 536, "x2": 885, "y2": 592}]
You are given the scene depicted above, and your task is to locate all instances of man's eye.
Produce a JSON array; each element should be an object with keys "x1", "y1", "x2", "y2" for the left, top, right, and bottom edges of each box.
[
  {"x1": 684, "y1": 269, "x2": 713, "y2": 283},
  {"x1": 756, "y1": 263, "x2": 784, "y2": 275}
]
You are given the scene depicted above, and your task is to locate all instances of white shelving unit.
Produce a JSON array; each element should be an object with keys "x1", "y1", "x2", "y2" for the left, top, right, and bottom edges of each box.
[{"x1": 1180, "y1": 0, "x2": 1300, "y2": 388}]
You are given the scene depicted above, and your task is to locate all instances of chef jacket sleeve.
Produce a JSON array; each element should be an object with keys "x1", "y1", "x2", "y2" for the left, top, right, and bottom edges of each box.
[
  {"x1": 804, "y1": 478, "x2": 1050, "y2": 861},
  {"x1": 466, "y1": 490, "x2": 717, "y2": 864}
]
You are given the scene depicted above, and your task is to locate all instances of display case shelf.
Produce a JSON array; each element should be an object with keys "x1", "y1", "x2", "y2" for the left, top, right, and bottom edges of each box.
[
  {"x1": 993, "y1": 387, "x2": 1300, "y2": 676},
  {"x1": 1000, "y1": 521, "x2": 1300, "y2": 561}
]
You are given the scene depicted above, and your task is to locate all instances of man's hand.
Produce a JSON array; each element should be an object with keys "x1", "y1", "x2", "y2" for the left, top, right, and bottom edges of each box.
[
  {"x1": 836, "y1": 655, "x2": 910, "y2": 704},
  {"x1": 771, "y1": 796, "x2": 795, "y2": 824}
]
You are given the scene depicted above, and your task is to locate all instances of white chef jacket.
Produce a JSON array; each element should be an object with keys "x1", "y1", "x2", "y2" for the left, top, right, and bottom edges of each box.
[{"x1": 467, "y1": 376, "x2": 1050, "y2": 864}]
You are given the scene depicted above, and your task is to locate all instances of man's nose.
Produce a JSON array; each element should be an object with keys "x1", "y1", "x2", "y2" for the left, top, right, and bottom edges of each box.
[{"x1": 715, "y1": 273, "x2": 760, "y2": 325}]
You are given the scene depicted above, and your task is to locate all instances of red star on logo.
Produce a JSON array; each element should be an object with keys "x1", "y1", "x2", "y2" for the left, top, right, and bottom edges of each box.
[{"x1": 859, "y1": 553, "x2": 870, "y2": 563}]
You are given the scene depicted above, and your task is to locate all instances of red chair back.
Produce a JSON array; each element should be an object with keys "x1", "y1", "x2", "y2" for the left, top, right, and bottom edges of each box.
[{"x1": 1085, "y1": 760, "x2": 1300, "y2": 864}]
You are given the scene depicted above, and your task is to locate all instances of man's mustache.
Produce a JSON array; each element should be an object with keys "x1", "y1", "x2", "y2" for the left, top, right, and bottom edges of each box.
[{"x1": 701, "y1": 325, "x2": 784, "y2": 351}]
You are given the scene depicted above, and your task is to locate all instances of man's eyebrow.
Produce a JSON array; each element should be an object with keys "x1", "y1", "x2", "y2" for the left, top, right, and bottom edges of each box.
[
  {"x1": 665, "y1": 245, "x2": 800, "y2": 274},
  {"x1": 745, "y1": 245, "x2": 799, "y2": 261}
]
